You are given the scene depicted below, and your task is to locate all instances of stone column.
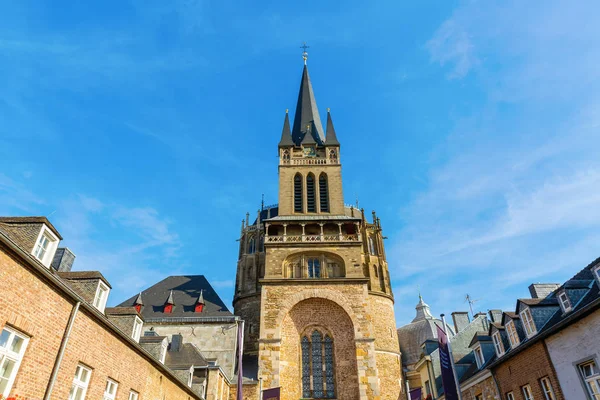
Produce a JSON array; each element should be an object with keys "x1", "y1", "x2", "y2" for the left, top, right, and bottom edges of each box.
[
  {"x1": 319, "y1": 223, "x2": 324, "y2": 242},
  {"x1": 338, "y1": 223, "x2": 343, "y2": 241},
  {"x1": 265, "y1": 223, "x2": 270, "y2": 241},
  {"x1": 283, "y1": 224, "x2": 288, "y2": 242},
  {"x1": 301, "y1": 223, "x2": 306, "y2": 242},
  {"x1": 355, "y1": 222, "x2": 362, "y2": 241}
]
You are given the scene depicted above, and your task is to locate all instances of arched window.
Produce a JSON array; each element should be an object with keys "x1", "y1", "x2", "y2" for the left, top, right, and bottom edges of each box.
[
  {"x1": 306, "y1": 174, "x2": 316, "y2": 212},
  {"x1": 319, "y1": 173, "x2": 329, "y2": 212},
  {"x1": 308, "y1": 258, "x2": 321, "y2": 278},
  {"x1": 302, "y1": 330, "x2": 335, "y2": 398},
  {"x1": 248, "y1": 237, "x2": 255, "y2": 254},
  {"x1": 294, "y1": 174, "x2": 303, "y2": 213},
  {"x1": 329, "y1": 149, "x2": 337, "y2": 162},
  {"x1": 368, "y1": 236, "x2": 377, "y2": 255},
  {"x1": 282, "y1": 149, "x2": 290, "y2": 161},
  {"x1": 259, "y1": 235, "x2": 264, "y2": 252}
]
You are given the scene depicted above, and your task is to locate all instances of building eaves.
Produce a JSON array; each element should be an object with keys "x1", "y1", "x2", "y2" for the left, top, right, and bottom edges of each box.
[
  {"x1": 0, "y1": 216, "x2": 63, "y2": 239},
  {"x1": 57, "y1": 271, "x2": 112, "y2": 289}
]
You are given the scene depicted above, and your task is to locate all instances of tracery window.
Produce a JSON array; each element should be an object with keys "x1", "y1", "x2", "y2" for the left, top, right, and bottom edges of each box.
[
  {"x1": 301, "y1": 330, "x2": 335, "y2": 398},
  {"x1": 294, "y1": 174, "x2": 303, "y2": 213},
  {"x1": 328, "y1": 149, "x2": 337, "y2": 163},
  {"x1": 319, "y1": 173, "x2": 329, "y2": 212},
  {"x1": 368, "y1": 236, "x2": 377, "y2": 255},
  {"x1": 248, "y1": 237, "x2": 255, "y2": 254},
  {"x1": 307, "y1": 174, "x2": 316, "y2": 212}
]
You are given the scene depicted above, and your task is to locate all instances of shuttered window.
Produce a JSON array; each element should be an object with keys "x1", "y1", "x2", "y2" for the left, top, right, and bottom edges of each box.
[
  {"x1": 307, "y1": 174, "x2": 316, "y2": 212},
  {"x1": 294, "y1": 174, "x2": 303, "y2": 212},
  {"x1": 319, "y1": 174, "x2": 329, "y2": 212}
]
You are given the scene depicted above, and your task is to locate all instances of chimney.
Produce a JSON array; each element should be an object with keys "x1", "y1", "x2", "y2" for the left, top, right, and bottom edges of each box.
[
  {"x1": 171, "y1": 333, "x2": 183, "y2": 352},
  {"x1": 528, "y1": 283, "x2": 560, "y2": 299},
  {"x1": 488, "y1": 309, "x2": 503, "y2": 323},
  {"x1": 51, "y1": 248, "x2": 76, "y2": 272},
  {"x1": 452, "y1": 311, "x2": 470, "y2": 333}
]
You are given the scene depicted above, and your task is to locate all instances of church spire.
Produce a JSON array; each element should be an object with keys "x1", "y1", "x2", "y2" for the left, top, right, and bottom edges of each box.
[
  {"x1": 292, "y1": 64, "x2": 325, "y2": 145},
  {"x1": 412, "y1": 294, "x2": 434, "y2": 322},
  {"x1": 325, "y1": 109, "x2": 340, "y2": 146},
  {"x1": 278, "y1": 109, "x2": 294, "y2": 147}
]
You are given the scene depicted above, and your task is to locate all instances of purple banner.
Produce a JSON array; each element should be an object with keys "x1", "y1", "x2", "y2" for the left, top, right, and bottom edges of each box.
[
  {"x1": 436, "y1": 324, "x2": 459, "y2": 400},
  {"x1": 262, "y1": 387, "x2": 281, "y2": 400},
  {"x1": 236, "y1": 321, "x2": 244, "y2": 400},
  {"x1": 410, "y1": 387, "x2": 422, "y2": 400}
]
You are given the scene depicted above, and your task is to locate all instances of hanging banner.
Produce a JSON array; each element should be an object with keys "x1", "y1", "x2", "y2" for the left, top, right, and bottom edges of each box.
[
  {"x1": 262, "y1": 387, "x2": 281, "y2": 400},
  {"x1": 436, "y1": 324, "x2": 459, "y2": 400},
  {"x1": 410, "y1": 387, "x2": 422, "y2": 400}
]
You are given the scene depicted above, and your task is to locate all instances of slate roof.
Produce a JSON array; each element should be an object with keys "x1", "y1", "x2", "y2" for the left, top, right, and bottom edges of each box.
[
  {"x1": 105, "y1": 307, "x2": 141, "y2": 316},
  {"x1": 291, "y1": 65, "x2": 325, "y2": 145},
  {"x1": 468, "y1": 332, "x2": 492, "y2": 348},
  {"x1": 58, "y1": 271, "x2": 112, "y2": 288},
  {"x1": 0, "y1": 216, "x2": 62, "y2": 239},
  {"x1": 278, "y1": 111, "x2": 294, "y2": 147},
  {"x1": 325, "y1": 110, "x2": 340, "y2": 146},
  {"x1": 166, "y1": 343, "x2": 209, "y2": 369},
  {"x1": 117, "y1": 275, "x2": 232, "y2": 319}
]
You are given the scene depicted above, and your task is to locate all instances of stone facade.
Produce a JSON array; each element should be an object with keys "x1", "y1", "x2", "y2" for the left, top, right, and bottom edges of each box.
[
  {"x1": 460, "y1": 372, "x2": 499, "y2": 400},
  {"x1": 0, "y1": 235, "x2": 199, "y2": 399},
  {"x1": 545, "y1": 309, "x2": 600, "y2": 400}
]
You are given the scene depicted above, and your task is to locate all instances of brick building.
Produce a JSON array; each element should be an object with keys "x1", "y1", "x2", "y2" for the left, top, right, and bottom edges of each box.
[
  {"x1": 233, "y1": 52, "x2": 403, "y2": 400},
  {"x1": 0, "y1": 216, "x2": 202, "y2": 399}
]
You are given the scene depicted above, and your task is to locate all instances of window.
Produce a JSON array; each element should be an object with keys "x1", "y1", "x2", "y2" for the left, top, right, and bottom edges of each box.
[
  {"x1": 248, "y1": 237, "x2": 255, "y2": 254},
  {"x1": 492, "y1": 331, "x2": 505, "y2": 357},
  {"x1": 474, "y1": 346, "x2": 484, "y2": 368},
  {"x1": 159, "y1": 340, "x2": 167, "y2": 364},
  {"x1": 308, "y1": 258, "x2": 321, "y2": 278},
  {"x1": 131, "y1": 317, "x2": 143, "y2": 342},
  {"x1": 319, "y1": 173, "x2": 329, "y2": 212},
  {"x1": 294, "y1": 174, "x2": 303, "y2": 213},
  {"x1": 522, "y1": 385, "x2": 534, "y2": 400},
  {"x1": 32, "y1": 225, "x2": 58, "y2": 267},
  {"x1": 424, "y1": 380, "x2": 432, "y2": 396},
  {"x1": 539, "y1": 377, "x2": 556, "y2": 400},
  {"x1": 506, "y1": 392, "x2": 515, "y2": 400},
  {"x1": 69, "y1": 364, "x2": 92, "y2": 400},
  {"x1": 103, "y1": 378, "x2": 118, "y2": 400},
  {"x1": 368, "y1": 236, "x2": 377, "y2": 255},
  {"x1": 0, "y1": 327, "x2": 29, "y2": 396},
  {"x1": 579, "y1": 360, "x2": 600, "y2": 400},
  {"x1": 520, "y1": 308, "x2": 537, "y2": 337},
  {"x1": 128, "y1": 390, "x2": 139, "y2": 400},
  {"x1": 301, "y1": 330, "x2": 335, "y2": 398},
  {"x1": 306, "y1": 174, "x2": 316, "y2": 212},
  {"x1": 558, "y1": 292, "x2": 572, "y2": 313},
  {"x1": 506, "y1": 320, "x2": 520, "y2": 348},
  {"x1": 93, "y1": 281, "x2": 109, "y2": 312},
  {"x1": 593, "y1": 265, "x2": 600, "y2": 284},
  {"x1": 475, "y1": 395, "x2": 483, "y2": 400}
]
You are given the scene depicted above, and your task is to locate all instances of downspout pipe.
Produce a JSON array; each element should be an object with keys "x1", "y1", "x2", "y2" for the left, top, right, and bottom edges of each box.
[{"x1": 44, "y1": 301, "x2": 81, "y2": 400}]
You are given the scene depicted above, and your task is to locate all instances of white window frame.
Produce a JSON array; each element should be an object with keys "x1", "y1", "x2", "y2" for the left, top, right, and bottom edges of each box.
[
  {"x1": 31, "y1": 224, "x2": 59, "y2": 267},
  {"x1": 520, "y1": 307, "x2": 537, "y2": 338},
  {"x1": 492, "y1": 331, "x2": 505, "y2": 357},
  {"x1": 558, "y1": 291, "x2": 572, "y2": 313},
  {"x1": 159, "y1": 340, "x2": 167, "y2": 364},
  {"x1": 522, "y1": 384, "x2": 534, "y2": 400},
  {"x1": 506, "y1": 320, "x2": 520, "y2": 348},
  {"x1": 593, "y1": 265, "x2": 600, "y2": 287},
  {"x1": 506, "y1": 392, "x2": 515, "y2": 400},
  {"x1": 473, "y1": 345, "x2": 484, "y2": 368},
  {"x1": 0, "y1": 326, "x2": 30, "y2": 397},
  {"x1": 103, "y1": 378, "x2": 119, "y2": 400},
  {"x1": 131, "y1": 316, "x2": 143, "y2": 342},
  {"x1": 69, "y1": 363, "x2": 92, "y2": 400},
  {"x1": 540, "y1": 376, "x2": 556, "y2": 400},
  {"x1": 579, "y1": 359, "x2": 600, "y2": 400},
  {"x1": 93, "y1": 281, "x2": 110, "y2": 312},
  {"x1": 128, "y1": 390, "x2": 139, "y2": 400}
]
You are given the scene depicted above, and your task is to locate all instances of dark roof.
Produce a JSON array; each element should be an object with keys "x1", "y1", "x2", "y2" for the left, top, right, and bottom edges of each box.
[
  {"x1": 57, "y1": 271, "x2": 112, "y2": 289},
  {"x1": 166, "y1": 343, "x2": 208, "y2": 369},
  {"x1": 325, "y1": 110, "x2": 340, "y2": 146},
  {"x1": 490, "y1": 322, "x2": 503, "y2": 330},
  {"x1": 0, "y1": 216, "x2": 62, "y2": 239},
  {"x1": 117, "y1": 275, "x2": 232, "y2": 319},
  {"x1": 139, "y1": 335, "x2": 167, "y2": 344},
  {"x1": 291, "y1": 65, "x2": 325, "y2": 145},
  {"x1": 518, "y1": 297, "x2": 559, "y2": 307},
  {"x1": 468, "y1": 332, "x2": 492, "y2": 348},
  {"x1": 105, "y1": 307, "x2": 141, "y2": 316},
  {"x1": 278, "y1": 111, "x2": 294, "y2": 147}
]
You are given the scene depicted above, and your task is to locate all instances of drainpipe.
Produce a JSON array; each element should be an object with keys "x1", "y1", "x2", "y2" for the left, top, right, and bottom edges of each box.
[{"x1": 44, "y1": 301, "x2": 81, "y2": 400}]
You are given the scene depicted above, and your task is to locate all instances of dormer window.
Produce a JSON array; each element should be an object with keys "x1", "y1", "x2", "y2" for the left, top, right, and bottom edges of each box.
[
  {"x1": 93, "y1": 281, "x2": 109, "y2": 312},
  {"x1": 506, "y1": 320, "x2": 520, "y2": 348},
  {"x1": 520, "y1": 307, "x2": 537, "y2": 338},
  {"x1": 195, "y1": 290, "x2": 205, "y2": 313},
  {"x1": 164, "y1": 304, "x2": 173, "y2": 313},
  {"x1": 558, "y1": 291, "x2": 572, "y2": 313},
  {"x1": 164, "y1": 290, "x2": 174, "y2": 313},
  {"x1": 32, "y1": 225, "x2": 59, "y2": 267},
  {"x1": 131, "y1": 316, "x2": 143, "y2": 342},
  {"x1": 593, "y1": 265, "x2": 600, "y2": 286},
  {"x1": 492, "y1": 331, "x2": 505, "y2": 357},
  {"x1": 473, "y1": 345, "x2": 484, "y2": 368}
]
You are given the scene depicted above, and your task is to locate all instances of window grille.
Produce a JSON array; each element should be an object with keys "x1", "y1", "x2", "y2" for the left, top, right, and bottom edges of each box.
[
  {"x1": 301, "y1": 330, "x2": 335, "y2": 398},
  {"x1": 308, "y1": 258, "x2": 321, "y2": 278},
  {"x1": 294, "y1": 174, "x2": 303, "y2": 212},
  {"x1": 319, "y1": 174, "x2": 329, "y2": 212},
  {"x1": 307, "y1": 174, "x2": 316, "y2": 212}
]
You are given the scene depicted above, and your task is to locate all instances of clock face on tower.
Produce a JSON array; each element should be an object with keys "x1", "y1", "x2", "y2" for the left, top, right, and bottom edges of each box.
[{"x1": 303, "y1": 146, "x2": 316, "y2": 157}]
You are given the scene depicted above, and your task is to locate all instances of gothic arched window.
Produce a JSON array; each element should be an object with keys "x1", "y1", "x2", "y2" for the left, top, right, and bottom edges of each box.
[
  {"x1": 301, "y1": 330, "x2": 335, "y2": 398},
  {"x1": 308, "y1": 258, "x2": 321, "y2": 278},
  {"x1": 329, "y1": 149, "x2": 337, "y2": 162},
  {"x1": 248, "y1": 237, "x2": 255, "y2": 254},
  {"x1": 319, "y1": 173, "x2": 329, "y2": 212},
  {"x1": 294, "y1": 174, "x2": 303, "y2": 213},
  {"x1": 368, "y1": 236, "x2": 377, "y2": 255},
  {"x1": 306, "y1": 174, "x2": 316, "y2": 212}
]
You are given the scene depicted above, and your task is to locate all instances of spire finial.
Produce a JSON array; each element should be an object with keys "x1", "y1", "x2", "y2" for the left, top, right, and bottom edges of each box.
[
  {"x1": 286, "y1": 108, "x2": 289, "y2": 113},
  {"x1": 327, "y1": 107, "x2": 330, "y2": 113},
  {"x1": 300, "y1": 42, "x2": 309, "y2": 65}
]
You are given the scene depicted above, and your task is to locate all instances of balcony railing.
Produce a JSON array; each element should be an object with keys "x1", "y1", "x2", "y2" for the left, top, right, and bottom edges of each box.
[
  {"x1": 265, "y1": 234, "x2": 360, "y2": 243},
  {"x1": 281, "y1": 158, "x2": 339, "y2": 165}
]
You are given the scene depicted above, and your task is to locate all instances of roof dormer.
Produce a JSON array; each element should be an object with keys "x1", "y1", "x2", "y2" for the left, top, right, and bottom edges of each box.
[
  {"x1": 195, "y1": 290, "x2": 205, "y2": 313},
  {"x1": 133, "y1": 292, "x2": 143, "y2": 313},
  {"x1": 32, "y1": 224, "x2": 60, "y2": 267},
  {"x1": 519, "y1": 306, "x2": 537, "y2": 338},
  {"x1": 164, "y1": 290, "x2": 175, "y2": 314}
]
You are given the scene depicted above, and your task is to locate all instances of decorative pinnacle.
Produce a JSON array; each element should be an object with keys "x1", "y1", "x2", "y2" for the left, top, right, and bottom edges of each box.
[
  {"x1": 327, "y1": 107, "x2": 330, "y2": 112},
  {"x1": 300, "y1": 42, "x2": 309, "y2": 64},
  {"x1": 286, "y1": 108, "x2": 289, "y2": 113}
]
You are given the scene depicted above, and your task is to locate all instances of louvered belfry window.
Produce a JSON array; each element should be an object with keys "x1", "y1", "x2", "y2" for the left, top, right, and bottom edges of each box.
[
  {"x1": 294, "y1": 174, "x2": 303, "y2": 212},
  {"x1": 307, "y1": 174, "x2": 316, "y2": 212},
  {"x1": 301, "y1": 330, "x2": 336, "y2": 398},
  {"x1": 319, "y1": 173, "x2": 329, "y2": 212}
]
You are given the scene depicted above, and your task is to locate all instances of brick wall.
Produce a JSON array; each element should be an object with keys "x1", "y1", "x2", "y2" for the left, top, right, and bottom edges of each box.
[{"x1": 492, "y1": 341, "x2": 564, "y2": 400}]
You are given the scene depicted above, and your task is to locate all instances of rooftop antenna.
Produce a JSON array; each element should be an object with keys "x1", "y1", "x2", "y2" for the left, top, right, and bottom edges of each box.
[{"x1": 465, "y1": 294, "x2": 481, "y2": 317}]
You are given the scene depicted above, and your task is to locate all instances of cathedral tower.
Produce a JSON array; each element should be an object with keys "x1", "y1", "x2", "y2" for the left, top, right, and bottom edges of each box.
[{"x1": 233, "y1": 54, "x2": 402, "y2": 400}]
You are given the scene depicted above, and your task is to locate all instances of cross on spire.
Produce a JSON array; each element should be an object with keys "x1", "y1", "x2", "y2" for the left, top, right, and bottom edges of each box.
[{"x1": 300, "y1": 42, "x2": 309, "y2": 64}]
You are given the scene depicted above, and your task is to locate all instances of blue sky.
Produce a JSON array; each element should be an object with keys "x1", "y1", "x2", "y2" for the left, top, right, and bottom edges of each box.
[{"x1": 1, "y1": 0, "x2": 599, "y2": 326}]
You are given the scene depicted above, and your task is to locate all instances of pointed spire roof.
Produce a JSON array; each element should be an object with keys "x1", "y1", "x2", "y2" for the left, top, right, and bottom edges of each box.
[
  {"x1": 325, "y1": 109, "x2": 340, "y2": 146},
  {"x1": 292, "y1": 65, "x2": 325, "y2": 145},
  {"x1": 134, "y1": 292, "x2": 143, "y2": 306},
  {"x1": 412, "y1": 294, "x2": 434, "y2": 323},
  {"x1": 300, "y1": 121, "x2": 317, "y2": 145},
  {"x1": 165, "y1": 290, "x2": 175, "y2": 305},
  {"x1": 278, "y1": 110, "x2": 294, "y2": 147},
  {"x1": 196, "y1": 290, "x2": 205, "y2": 305}
]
